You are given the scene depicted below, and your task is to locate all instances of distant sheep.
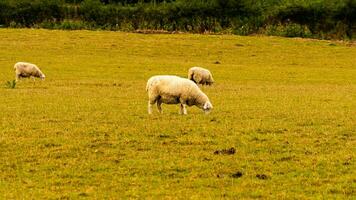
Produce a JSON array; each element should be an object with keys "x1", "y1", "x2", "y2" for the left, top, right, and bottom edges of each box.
[
  {"x1": 188, "y1": 66, "x2": 214, "y2": 85},
  {"x1": 14, "y1": 62, "x2": 45, "y2": 81},
  {"x1": 146, "y1": 75, "x2": 213, "y2": 115}
]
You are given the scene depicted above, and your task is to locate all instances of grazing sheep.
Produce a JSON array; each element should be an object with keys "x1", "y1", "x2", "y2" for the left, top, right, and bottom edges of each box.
[
  {"x1": 188, "y1": 66, "x2": 214, "y2": 86},
  {"x1": 14, "y1": 62, "x2": 45, "y2": 81},
  {"x1": 146, "y1": 75, "x2": 213, "y2": 115}
]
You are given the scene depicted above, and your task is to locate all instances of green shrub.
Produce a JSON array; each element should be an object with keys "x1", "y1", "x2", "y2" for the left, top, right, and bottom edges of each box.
[
  {"x1": 264, "y1": 23, "x2": 313, "y2": 38},
  {"x1": 233, "y1": 23, "x2": 255, "y2": 36},
  {"x1": 55, "y1": 20, "x2": 88, "y2": 30},
  {"x1": 283, "y1": 23, "x2": 313, "y2": 38},
  {"x1": 0, "y1": 0, "x2": 354, "y2": 39},
  {"x1": 9, "y1": 21, "x2": 21, "y2": 28},
  {"x1": 5, "y1": 80, "x2": 16, "y2": 89},
  {"x1": 38, "y1": 20, "x2": 56, "y2": 29}
]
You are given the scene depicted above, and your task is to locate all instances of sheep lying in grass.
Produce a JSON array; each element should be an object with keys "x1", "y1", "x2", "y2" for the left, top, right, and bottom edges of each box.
[
  {"x1": 146, "y1": 75, "x2": 213, "y2": 115},
  {"x1": 14, "y1": 62, "x2": 45, "y2": 81},
  {"x1": 188, "y1": 66, "x2": 214, "y2": 86}
]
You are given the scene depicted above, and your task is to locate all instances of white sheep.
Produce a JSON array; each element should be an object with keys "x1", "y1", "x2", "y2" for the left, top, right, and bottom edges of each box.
[
  {"x1": 146, "y1": 75, "x2": 213, "y2": 115},
  {"x1": 14, "y1": 62, "x2": 45, "y2": 81},
  {"x1": 188, "y1": 66, "x2": 214, "y2": 86}
]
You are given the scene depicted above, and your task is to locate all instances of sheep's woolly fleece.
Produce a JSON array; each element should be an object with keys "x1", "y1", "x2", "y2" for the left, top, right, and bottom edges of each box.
[
  {"x1": 14, "y1": 62, "x2": 45, "y2": 81},
  {"x1": 146, "y1": 75, "x2": 213, "y2": 114},
  {"x1": 188, "y1": 66, "x2": 214, "y2": 85}
]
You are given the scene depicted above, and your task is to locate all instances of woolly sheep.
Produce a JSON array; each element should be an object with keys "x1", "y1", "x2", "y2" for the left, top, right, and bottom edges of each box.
[
  {"x1": 188, "y1": 66, "x2": 214, "y2": 86},
  {"x1": 146, "y1": 75, "x2": 213, "y2": 115},
  {"x1": 14, "y1": 62, "x2": 45, "y2": 81}
]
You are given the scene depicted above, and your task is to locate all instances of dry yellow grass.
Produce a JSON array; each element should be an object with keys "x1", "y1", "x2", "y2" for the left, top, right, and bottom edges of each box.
[{"x1": 0, "y1": 29, "x2": 355, "y2": 199}]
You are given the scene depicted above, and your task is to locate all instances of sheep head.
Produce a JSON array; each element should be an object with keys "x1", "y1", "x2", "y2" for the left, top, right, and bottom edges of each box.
[{"x1": 203, "y1": 101, "x2": 213, "y2": 114}]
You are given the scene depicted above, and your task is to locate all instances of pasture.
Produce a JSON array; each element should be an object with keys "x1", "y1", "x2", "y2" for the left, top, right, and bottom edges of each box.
[{"x1": 0, "y1": 29, "x2": 355, "y2": 199}]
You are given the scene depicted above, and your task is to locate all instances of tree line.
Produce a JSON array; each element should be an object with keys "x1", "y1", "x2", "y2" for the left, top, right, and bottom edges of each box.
[{"x1": 0, "y1": 0, "x2": 355, "y2": 39}]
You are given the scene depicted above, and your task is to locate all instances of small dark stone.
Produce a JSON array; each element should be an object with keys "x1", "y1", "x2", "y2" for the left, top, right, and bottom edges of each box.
[
  {"x1": 210, "y1": 118, "x2": 217, "y2": 122},
  {"x1": 256, "y1": 174, "x2": 268, "y2": 180},
  {"x1": 214, "y1": 61, "x2": 221, "y2": 64},
  {"x1": 343, "y1": 161, "x2": 351, "y2": 166},
  {"x1": 203, "y1": 157, "x2": 212, "y2": 161},
  {"x1": 226, "y1": 147, "x2": 236, "y2": 154},
  {"x1": 216, "y1": 174, "x2": 224, "y2": 178},
  {"x1": 78, "y1": 192, "x2": 89, "y2": 197},
  {"x1": 214, "y1": 147, "x2": 236, "y2": 155},
  {"x1": 231, "y1": 171, "x2": 243, "y2": 178}
]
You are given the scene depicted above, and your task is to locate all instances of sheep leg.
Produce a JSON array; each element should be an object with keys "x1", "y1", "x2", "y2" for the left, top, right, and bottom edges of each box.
[
  {"x1": 15, "y1": 74, "x2": 20, "y2": 82},
  {"x1": 182, "y1": 104, "x2": 187, "y2": 115},
  {"x1": 180, "y1": 104, "x2": 187, "y2": 115},
  {"x1": 148, "y1": 100, "x2": 155, "y2": 114},
  {"x1": 157, "y1": 100, "x2": 163, "y2": 113}
]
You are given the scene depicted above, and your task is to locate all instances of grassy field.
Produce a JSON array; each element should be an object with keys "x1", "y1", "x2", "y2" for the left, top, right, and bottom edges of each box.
[{"x1": 0, "y1": 28, "x2": 355, "y2": 199}]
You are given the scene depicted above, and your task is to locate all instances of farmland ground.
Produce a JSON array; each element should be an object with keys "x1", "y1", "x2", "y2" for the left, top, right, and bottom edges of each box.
[{"x1": 0, "y1": 29, "x2": 355, "y2": 199}]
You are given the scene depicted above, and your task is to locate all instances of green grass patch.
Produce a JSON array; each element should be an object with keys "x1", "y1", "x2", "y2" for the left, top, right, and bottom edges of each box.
[
  {"x1": 5, "y1": 80, "x2": 16, "y2": 89},
  {"x1": 0, "y1": 29, "x2": 355, "y2": 199}
]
